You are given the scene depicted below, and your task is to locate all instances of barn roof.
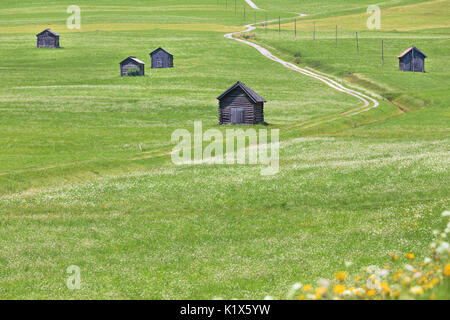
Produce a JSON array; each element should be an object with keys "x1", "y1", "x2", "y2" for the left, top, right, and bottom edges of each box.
[
  {"x1": 217, "y1": 81, "x2": 266, "y2": 103},
  {"x1": 120, "y1": 56, "x2": 145, "y2": 65},
  {"x1": 150, "y1": 47, "x2": 173, "y2": 57},
  {"x1": 36, "y1": 28, "x2": 59, "y2": 37},
  {"x1": 398, "y1": 46, "x2": 427, "y2": 59}
]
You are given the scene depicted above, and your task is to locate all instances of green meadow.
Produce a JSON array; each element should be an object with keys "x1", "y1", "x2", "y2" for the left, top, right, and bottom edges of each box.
[{"x1": 0, "y1": 0, "x2": 448, "y2": 299}]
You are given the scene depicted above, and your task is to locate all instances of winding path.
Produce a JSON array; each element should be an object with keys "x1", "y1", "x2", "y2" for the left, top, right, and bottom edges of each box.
[{"x1": 226, "y1": 2, "x2": 379, "y2": 128}]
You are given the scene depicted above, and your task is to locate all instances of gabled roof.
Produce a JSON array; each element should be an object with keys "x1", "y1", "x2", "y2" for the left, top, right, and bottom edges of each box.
[
  {"x1": 36, "y1": 28, "x2": 59, "y2": 37},
  {"x1": 217, "y1": 81, "x2": 266, "y2": 103},
  {"x1": 120, "y1": 56, "x2": 145, "y2": 65},
  {"x1": 150, "y1": 47, "x2": 173, "y2": 57},
  {"x1": 398, "y1": 46, "x2": 427, "y2": 59}
]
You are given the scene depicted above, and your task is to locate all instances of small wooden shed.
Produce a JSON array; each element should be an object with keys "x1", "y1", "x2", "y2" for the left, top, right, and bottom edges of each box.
[
  {"x1": 36, "y1": 29, "x2": 60, "y2": 48},
  {"x1": 150, "y1": 47, "x2": 173, "y2": 68},
  {"x1": 217, "y1": 81, "x2": 266, "y2": 125},
  {"x1": 398, "y1": 47, "x2": 427, "y2": 72},
  {"x1": 119, "y1": 56, "x2": 145, "y2": 77}
]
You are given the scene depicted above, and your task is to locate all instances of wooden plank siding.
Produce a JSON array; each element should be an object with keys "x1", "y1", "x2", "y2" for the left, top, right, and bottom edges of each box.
[
  {"x1": 218, "y1": 85, "x2": 264, "y2": 125},
  {"x1": 119, "y1": 57, "x2": 145, "y2": 77},
  {"x1": 36, "y1": 29, "x2": 60, "y2": 48},
  {"x1": 150, "y1": 48, "x2": 174, "y2": 69},
  {"x1": 398, "y1": 47, "x2": 426, "y2": 72}
]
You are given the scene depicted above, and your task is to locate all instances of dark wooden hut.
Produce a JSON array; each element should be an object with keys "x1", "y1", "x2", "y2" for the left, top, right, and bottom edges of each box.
[
  {"x1": 119, "y1": 56, "x2": 145, "y2": 77},
  {"x1": 150, "y1": 47, "x2": 173, "y2": 68},
  {"x1": 398, "y1": 47, "x2": 427, "y2": 72},
  {"x1": 36, "y1": 29, "x2": 60, "y2": 48},
  {"x1": 217, "y1": 81, "x2": 266, "y2": 125}
]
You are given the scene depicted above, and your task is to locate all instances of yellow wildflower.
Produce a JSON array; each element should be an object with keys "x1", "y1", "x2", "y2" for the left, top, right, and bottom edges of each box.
[
  {"x1": 419, "y1": 276, "x2": 428, "y2": 284},
  {"x1": 393, "y1": 291, "x2": 400, "y2": 298},
  {"x1": 315, "y1": 286, "x2": 327, "y2": 296},
  {"x1": 354, "y1": 275, "x2": 361, "y2": 282},
  {"x1": 430, "y1": 278, "x2": 440, "y2": 286},
  {"x1": 314, "y1": 293, "x2": 321, "y2": 300},
  {"x1": 303, "y1": 284, "x2": 312, "y2": 291},
  {"x1": 298, "y1": 295, "x2": 305, "y2": 300},
  {"x1": 380, "y1": 282, "x2": 390, "y2": 294},
  {"x1": 334, "y1": 271, "x2": 348, "y2": 282},
  {"x1": 444, "y1": 264, "x2": 450, "y2": 277},
  {"x1": 410, "y1": 286, "x2": 423, "y2": 295},
  {"x1": 333, "y1": 284, "x2": 346, "y2": 294},
  {"x1": 367, "y1": 289, "x2": 376, "y2": 297},
  {"x1": 406, "y1": 253, "x2": 415, "y2": 260}
]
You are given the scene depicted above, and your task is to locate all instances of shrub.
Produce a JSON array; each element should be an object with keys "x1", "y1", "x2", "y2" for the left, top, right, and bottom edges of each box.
[{"x1": 126, "y1": 67, "x2": 141, "y2": 77}]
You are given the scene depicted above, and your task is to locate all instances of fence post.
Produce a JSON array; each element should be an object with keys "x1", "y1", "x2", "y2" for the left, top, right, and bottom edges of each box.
[
  {"x1": 294, "y1": 19, "x2": 296, "y2": 38},
  {"x1": 356, "y1": 32, "x2": 359, "y2": 55},
  {"x1": 313, "y1": 22, "x2": 316, "y2": 40},
  {"x1": 335, "y1": 25, "x2": 337, "y2": 48},
  {"x1": 279, "y1": 16, "x2": 281, "y2": 34}
]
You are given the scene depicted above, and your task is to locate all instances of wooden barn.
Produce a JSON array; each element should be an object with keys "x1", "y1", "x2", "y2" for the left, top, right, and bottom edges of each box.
[
  {"x1": 398, "y1": 47, "x2": 427, "y2": 72},
  {"x1": 217, "y1": 81, "x2": 266, "y2": 125},
  {"x1": 36, "y1": 29, "x2": 60, "y2": 48},
  {"x1": 119, "y1": 56, "x2": 145, "y2": 77},
  {"x1": 150, "y1": 47, "x2": 173, "y2": 68}
]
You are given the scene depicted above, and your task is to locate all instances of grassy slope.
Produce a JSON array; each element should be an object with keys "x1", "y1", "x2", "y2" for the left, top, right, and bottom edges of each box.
[{"x1": 0, "y1": 0, "x2": 448, "y2": 299}]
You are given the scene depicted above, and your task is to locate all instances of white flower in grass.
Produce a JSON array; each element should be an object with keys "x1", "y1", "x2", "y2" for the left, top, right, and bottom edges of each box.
[
  {"x1": 424, "y1": 257, "x2": 432, "y2": 264},
  {"x1": 376, "y1": 269, "x2": 389, "y2": 278},
  {"x1": 287, "y1": 282, "x2": 302, "y2": 299},
  {"x1": 441, "y1": 211, "x2": 450, "y2": 217},
  {"x1": 430, "y1": 242, "x2": 437, "y2": 249},
  {"x1": 413, "y1": 272, "x2": 422, "y2": 279},
  {"x1": 343, "y1": 290, "x2": 353, "y2": 297},
  {"x1": 436, "y1": 241, "x2": 449, "y2": 254},
  {"x1": 410, "y1": 286, "x2": 424, "y2": 295},
  {"x1": 306, "y1": 293, "x2": 316, "y2": 300},
  {"x1": 345, "y1": 261, "x2": 353, "y2": 267},
  {"x1": 405, "y1": 264, "x2": 415, "y2": 272},
  {"x1": 317, "y1": 279, "x2": 330, "y2": 288},
  {"x1": 366, "y1": 265, "x2": 380, "y2": 274},
  {"x1": 264, "y1": 296, "x2": 274, "y2": 300}
]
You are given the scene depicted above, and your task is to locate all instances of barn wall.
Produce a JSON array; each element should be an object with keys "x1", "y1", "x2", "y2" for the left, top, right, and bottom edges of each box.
[
  {"x1": 219, "y1": 87, "x2": 257, "y2": 125},
  {"x1": 254, "y1": 102, "x2": 264, "y2": 124},
  {"x1": 120, "y1": 62, "x2": 144, "y2": 76},
  {"x1": 399, "y1": 50, "x2": 425, "y2": 72},
  {"x1": 151, "y1": 51, "x2": 173, "y2": 68},
  {"x1": 37, "y1": 33, "x2": 59, "y2": 48}
]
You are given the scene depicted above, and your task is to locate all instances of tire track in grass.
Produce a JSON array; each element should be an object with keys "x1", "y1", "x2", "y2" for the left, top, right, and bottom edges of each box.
[{"x1": 226, "y1": 3, "x2": 379, "y2": 129}]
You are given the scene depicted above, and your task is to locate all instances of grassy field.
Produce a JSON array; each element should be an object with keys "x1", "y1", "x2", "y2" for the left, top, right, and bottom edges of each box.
[{"x1": 0, "y1": 0, "x2": 448, "y2": 299}]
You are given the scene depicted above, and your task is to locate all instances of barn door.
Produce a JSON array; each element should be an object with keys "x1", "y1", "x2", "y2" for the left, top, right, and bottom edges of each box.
[
  {"x1": 156, "y1": 57, "x2": 162, "y2": 68},
  {"x1": 231, "y1": 107, "x2": 244, "y2": 124}
]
